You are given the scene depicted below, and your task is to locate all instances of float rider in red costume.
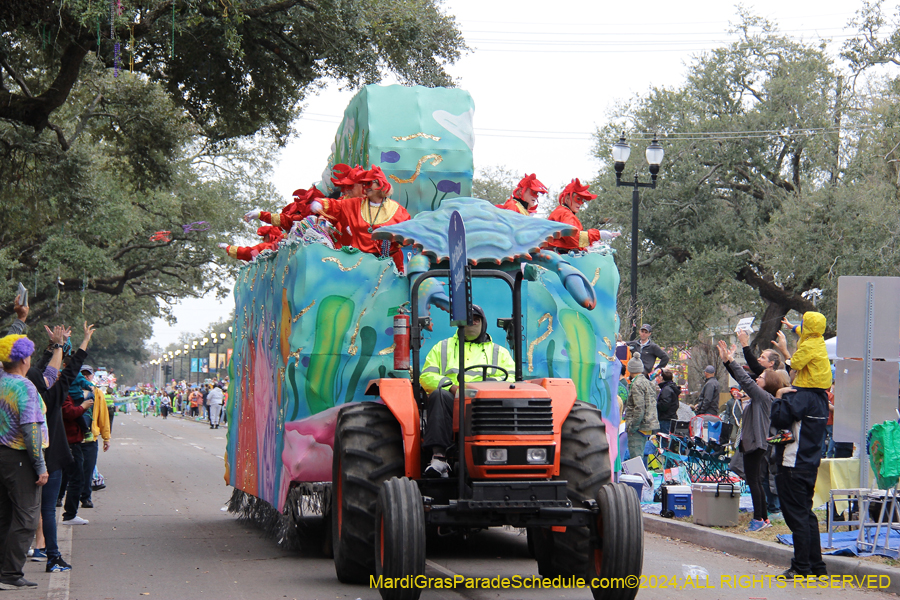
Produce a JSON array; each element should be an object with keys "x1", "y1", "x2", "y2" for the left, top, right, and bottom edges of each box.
[
  {"x1": 330, "y1": 163, "x2": 366, "y2": 200},
  {"x1": 328, "y1": 163, "x2": 367, "y2": 248},
  {"x1": 243, "y1": 186, "x2": 326, "y2": 233},
  {"x1": 219, "y1": 225, "x2": 285, "y2": 262},
  {"x1": 496, "y1": 173, "x2": 547, "y2": 216},
  {"x1": 311, "y1": 166, "x2": 411, "y2": 271},
  {"x1": 546, "y1": 178, "x2": 620, "y2": 252}
]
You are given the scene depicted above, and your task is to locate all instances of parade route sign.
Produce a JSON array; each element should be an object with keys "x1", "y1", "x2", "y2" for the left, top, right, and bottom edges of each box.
[{"x1": 833, "y1": 276, "x2": 900, "y2": 488}]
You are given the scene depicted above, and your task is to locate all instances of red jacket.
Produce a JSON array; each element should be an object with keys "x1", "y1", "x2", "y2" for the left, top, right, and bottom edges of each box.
[
  {"x1": 62, "y1": 395, "x2": 88, "y2": 444},
  {"x1": 496, "y1": 197, "x2": 532, "y2": 216},
  {"x1": 546, "y1": 206, "x2": 601, "y2": 251}
]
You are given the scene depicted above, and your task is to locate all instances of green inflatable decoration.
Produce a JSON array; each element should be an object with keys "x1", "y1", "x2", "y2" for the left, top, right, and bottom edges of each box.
[{"x1": 868, "y1": 421, "x2": 900, "y2": 490}]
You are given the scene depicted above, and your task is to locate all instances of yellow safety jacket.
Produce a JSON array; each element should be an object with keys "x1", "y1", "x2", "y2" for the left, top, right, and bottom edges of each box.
[{"x1": 420, "y1": 336, "x2": 517, "y2": 394}]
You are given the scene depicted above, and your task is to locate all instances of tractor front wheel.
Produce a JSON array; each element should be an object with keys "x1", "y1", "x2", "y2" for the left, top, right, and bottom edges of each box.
[
  {"x1": 537, "y1": 401, "x2": 611, "y2": 578},
  {"x1": 590, "y1": 482, "x2": 644, "y2": 600},
  {"x1": 374, "y1": 477, "x2": 426, "y2": 600}
]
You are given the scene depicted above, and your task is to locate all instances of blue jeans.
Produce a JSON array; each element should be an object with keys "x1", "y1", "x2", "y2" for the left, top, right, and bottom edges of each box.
[
  {"x1": 40, "y1": 470, "x2": 63, "y2": 559},
  {"x1": 62, "y1": 443, "x2": 84, "y2": 520}
]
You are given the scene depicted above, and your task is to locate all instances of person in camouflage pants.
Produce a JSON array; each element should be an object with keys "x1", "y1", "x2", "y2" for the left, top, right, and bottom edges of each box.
[{"x1": 625, "y1": 352, "x2": 659, "y2": 465}]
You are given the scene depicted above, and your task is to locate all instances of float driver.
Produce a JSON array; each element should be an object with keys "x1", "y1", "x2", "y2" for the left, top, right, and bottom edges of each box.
[{"x1": 419, "y1": 305, "x2": 516, "y2": 478}]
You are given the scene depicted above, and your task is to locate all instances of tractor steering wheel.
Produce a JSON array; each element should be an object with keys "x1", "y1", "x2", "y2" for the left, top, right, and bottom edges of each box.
[{"x1": 463, "y1": 364, "x2": 510, "y2": 382}]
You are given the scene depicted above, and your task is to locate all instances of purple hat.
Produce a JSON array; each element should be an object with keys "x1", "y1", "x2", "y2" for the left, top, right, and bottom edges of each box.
[{"x1": 0, "y1": 335, "x2": 35, "y2": 363}]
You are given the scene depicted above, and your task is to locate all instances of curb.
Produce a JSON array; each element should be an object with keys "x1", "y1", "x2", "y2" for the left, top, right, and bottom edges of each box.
[{"x1": 643, "y1": 513, "x2": 900, "y2": 595}]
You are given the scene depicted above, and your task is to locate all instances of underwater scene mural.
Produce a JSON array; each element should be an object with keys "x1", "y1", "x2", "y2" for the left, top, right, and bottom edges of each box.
[{"x1": 320, "y1": 85, "x2": 475, "y2": 215}]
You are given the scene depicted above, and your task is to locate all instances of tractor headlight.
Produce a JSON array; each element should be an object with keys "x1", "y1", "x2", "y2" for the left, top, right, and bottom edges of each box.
[
  {"x1": 526, "y1": 448, "x2": 548, "y2": 464},
  {"x1": 485, "y1": 448, "x2": 508, "y2": 464}
]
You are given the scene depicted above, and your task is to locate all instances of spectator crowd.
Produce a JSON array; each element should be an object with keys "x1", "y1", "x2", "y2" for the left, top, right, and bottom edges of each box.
[{"x1": 621, "y1": 314, "x2": 836, "y2": 580}]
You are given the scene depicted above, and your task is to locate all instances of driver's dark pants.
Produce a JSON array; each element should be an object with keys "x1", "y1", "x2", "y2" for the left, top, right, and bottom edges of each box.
[{"x1": 423, "y1": 389, "x2": 454, "y2": 453}]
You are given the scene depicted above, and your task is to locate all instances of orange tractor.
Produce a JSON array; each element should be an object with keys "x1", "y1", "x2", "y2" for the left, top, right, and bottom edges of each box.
[{"x1": 330, "y1": 266, "x2": 643, "y2": 600}]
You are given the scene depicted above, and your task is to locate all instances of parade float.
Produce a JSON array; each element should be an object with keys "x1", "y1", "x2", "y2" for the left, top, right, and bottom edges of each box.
[{"x1": 224, "y1": 85, "x2": 634, "y2": 597}]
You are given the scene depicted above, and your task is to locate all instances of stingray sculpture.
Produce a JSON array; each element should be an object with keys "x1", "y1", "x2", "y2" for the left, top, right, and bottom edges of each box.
[{"x1": 375, "y1": 198, "x2": 597, "y2": 310}]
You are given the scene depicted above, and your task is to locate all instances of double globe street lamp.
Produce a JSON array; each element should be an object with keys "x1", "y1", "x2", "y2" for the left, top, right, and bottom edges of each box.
[{"x1": 612, "y1": 133, "x2": 665, "y2": 340}]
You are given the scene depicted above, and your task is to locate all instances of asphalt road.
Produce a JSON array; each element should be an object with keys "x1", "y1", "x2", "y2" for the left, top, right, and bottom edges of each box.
[{"x1": 10, "y1": 412, "x2": 897, "y2": 600}]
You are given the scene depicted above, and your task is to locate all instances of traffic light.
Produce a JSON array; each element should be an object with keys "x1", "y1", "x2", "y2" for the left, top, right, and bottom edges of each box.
[{"x1": 164, "y1": 364, "x2": 173, "y2": 378}]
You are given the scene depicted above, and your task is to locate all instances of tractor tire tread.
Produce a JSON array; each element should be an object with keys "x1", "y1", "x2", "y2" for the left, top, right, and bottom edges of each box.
[
  {"x1": 536, "y1": 402, "x2": 612, "y2": 579},
  {"x1": 332, "y1": 402, "x2": 405, "y2": 584}
]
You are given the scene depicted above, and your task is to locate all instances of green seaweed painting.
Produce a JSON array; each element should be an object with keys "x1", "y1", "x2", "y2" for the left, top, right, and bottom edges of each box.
[{"x1": 304, "y1": 295, "x2": 355, "y2": 413}]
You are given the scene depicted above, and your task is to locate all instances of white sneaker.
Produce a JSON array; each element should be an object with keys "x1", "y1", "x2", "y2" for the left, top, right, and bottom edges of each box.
[
  {"x1": 61, "y1": 516, "x2": 89, "y2": 525},
  {"x1": 424, "y1": 456, "x2": 450, "y2": 478}
]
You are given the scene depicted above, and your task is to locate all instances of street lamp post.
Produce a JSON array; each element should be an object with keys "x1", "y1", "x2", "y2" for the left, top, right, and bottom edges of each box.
[
  {"x1": 213, "y1": 334, "x2": 221, "y2": 378},
  {"x1": 201, "y1": 338, "x2": 208, "y2": 381},
  {"x1": 191, "y1": 342, "x2": 198, "y2": 384},
  {"x1": 612, "y1": 133, "x2": 665, "y2": 340}
]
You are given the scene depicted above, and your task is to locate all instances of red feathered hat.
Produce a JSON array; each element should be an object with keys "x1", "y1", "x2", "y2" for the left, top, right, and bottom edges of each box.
[
  {"x1": 558, "y1": 178, "x2": 597, "y2": 205},
  {"x1": 358, "y1": 165, "x2": 392, "y2": 195},
  {"x1": 257, "y1": 225, "x2": 285, "y2": 243},
  {"x1": 330, "y1": 164, "x2": 351, "y2": 187},
  {"x1": 332, "y1": 165, "x2": 365, "y2": 191},
  {"x1": 513, "y1": 174, "x2": 548, "y2": 199},
  {"x1": 291, "y1": 185, "x2": 326, "y2": 203}
]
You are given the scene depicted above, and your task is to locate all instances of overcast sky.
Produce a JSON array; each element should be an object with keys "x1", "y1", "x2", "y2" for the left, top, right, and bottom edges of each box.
[{"x1": 149, "y1": 0, "x2": 865, "y2": 350}]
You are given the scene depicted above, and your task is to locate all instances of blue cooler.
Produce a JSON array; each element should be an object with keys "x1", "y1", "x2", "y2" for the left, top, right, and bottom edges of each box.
[
  {"x1": 661, "y1": 485, "x2": 692, "y2": 517},
  {"x1": 620, "y1": 474, "x2": 645, "y2": 500}
]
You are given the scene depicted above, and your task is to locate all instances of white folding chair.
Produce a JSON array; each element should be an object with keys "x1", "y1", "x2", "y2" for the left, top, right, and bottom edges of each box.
[
  {"x1": 857, "y1": 487, "x2": 900, "y2": 553},
  {"x1": 826, "y1": 488, "x2": 866, "y2": 549}
]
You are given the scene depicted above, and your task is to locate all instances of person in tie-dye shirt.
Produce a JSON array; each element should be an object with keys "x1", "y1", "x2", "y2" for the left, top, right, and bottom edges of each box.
[{"x1": 0, "y1": 334, "x2": 48, "y2": 589}]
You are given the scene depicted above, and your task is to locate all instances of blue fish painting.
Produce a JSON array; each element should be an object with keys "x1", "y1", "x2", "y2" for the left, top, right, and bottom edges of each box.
[
  {"x1": 436, "y1": 180, "x2": 461, "y2": 194},
  {"x1": 380, "y1": 151, "x2": 401, "y2": 163}
]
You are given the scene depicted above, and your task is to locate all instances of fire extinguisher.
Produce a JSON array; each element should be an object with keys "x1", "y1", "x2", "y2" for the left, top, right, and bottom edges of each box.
[{"x1": 393, "y1": 314, "x2": 410, "y2": 370}]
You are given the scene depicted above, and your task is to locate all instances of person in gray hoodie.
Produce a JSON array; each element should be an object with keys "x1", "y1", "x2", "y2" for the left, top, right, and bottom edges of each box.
[{"x1": 717, "y1": 341, "x2": 785, "y2": 533}]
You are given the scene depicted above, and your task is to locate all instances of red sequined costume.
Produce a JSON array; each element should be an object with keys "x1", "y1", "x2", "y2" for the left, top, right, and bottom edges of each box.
[
  {"x1": 225, "y1": 226, "x2": 285, "y2": 262},
  {"x1": 316, "y1": 166, "x2": 411, "y2": 270},
  {"x1": 496, "y1": 173, "x2": 547, "y2": 216},
  {"x1": 259, "y1": 186, "x2": 326, "y2": 233},
  {"x1": 547, "y1": 178, "x2": 604, "y2": 251},
  {"x1": 328, "y1": 163, "x2": 366, "y2": 248}
]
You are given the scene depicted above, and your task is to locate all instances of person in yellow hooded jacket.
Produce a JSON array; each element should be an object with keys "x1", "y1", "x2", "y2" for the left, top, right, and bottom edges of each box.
[
  {"x1": 777, "y1": 312, "x2": 832, "y2": 390},
  {"x1": 769, "y1": 312, "x2": 831, "y2": 580}
]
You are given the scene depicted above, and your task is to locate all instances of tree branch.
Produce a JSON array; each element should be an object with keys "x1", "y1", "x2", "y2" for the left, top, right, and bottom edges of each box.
[
  {"x1": 0, "y1": 37, "x2": 93, "y2": 133},
  {"x1": 0, "y1": 56, "x2": 33, "y2": 98},
  {"x1": 735, "y1": 264, "x2": 833, "y2": 334},
  {"x1": 45, "y1": 122, "x2": 70, "y2": 151},
  {"x1": 243, "y1": 0, "x2": 317, "y2": 18},
  {"x1": 69, "y1": 93, "x2": 104, "y2": 146}
]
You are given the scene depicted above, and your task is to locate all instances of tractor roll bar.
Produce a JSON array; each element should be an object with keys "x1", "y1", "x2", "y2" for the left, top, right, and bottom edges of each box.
[{"x1": 409, "y1": 268, "x2": 524, "y2": 409}]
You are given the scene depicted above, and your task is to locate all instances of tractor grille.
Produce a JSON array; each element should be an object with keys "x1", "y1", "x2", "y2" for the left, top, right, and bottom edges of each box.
[{"x1": 470, "y1": 398, "x2": 553, "y2": 435}]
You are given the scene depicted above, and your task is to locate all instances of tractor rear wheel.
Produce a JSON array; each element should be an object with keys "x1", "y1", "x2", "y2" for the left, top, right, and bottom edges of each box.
[
  {"x1": 590, "y1": 482, "x2": 643, "y2": 600},
  {"x1": 536, "y1": 401, "x2": 611, "y2": 578},
  {"x1": 374, "y1": 477, "x2": 426, "y2": 600},
  {"x1": 332, "y1": 402, "x2": 405, "y2": 583}
]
